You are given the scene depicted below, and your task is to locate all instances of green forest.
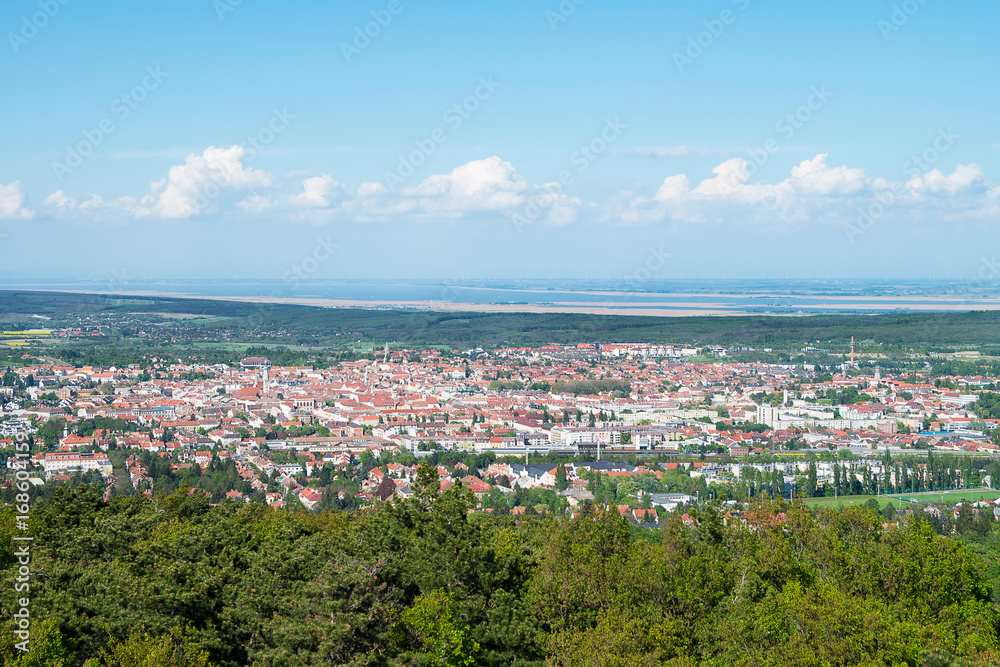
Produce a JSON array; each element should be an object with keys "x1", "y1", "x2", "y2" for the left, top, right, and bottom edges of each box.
[
  {"x1": 9, "y1": 290, "x2": 1000, "y2": 351},
  {"x1": 3, "y1": 469, "x2": 1000, "y2": 667}
]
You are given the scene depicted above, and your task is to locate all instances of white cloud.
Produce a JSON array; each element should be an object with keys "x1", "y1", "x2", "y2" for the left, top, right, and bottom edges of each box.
[
  {"x1": 292, "y1": 174, "x2": 339, "y2": 208},
  {"x1": 29, "y1": 150, "x2": 1000, "y2": 231},
  {"x1": 38, "y1": 153, "x2": 575, "y2": 225},
  {"x1": 237, "y1": 194, "x2": 272, "y2": 212},
  {"x1": 222, "y1": 156, "x2": 578, "y2": 225},
  {"x1": 357, "y1": 182, "x2": 386, "y2": 197},
  {"x1": 905, "y1": 164, "x2": 983, "y2": 196},
  {"x1": 654, "y1": 175, "x2": 691, "y2": 201},
  {"x1": 630, "y1": 145, "x2": 698, "y2": 158},
  {"x1": 787, "y1": 154, "x2": 866, "y2": 196},
  {"x1": 535, "y1": 185, "x2": 582, "y2": 226},
  {"x1": 44, "y1": 191, "x2": 73, "y2": 210},
  {"x1": 690, "y1": 158, "x2": 786, "y2": 202},
  {"x1": 645, "y1": 157, "x2": 796, "y2": 213},
  {"x1": 400, "y1": 156, "x2": 529, "y2": 214},
  {"x1": 45, "y1": 190, "x2": 146, "y2": 219},
  {"x1": 149, "y1": 146, "x2": 272, "y2": 218},
  {"x1": 622, "y1": 154, "x2": 874, "y2": 224},
  {"x1": 0, "y1": 182, "x2": 34, "y2": 220},
  {"x1": 389, "y1": 157, "x2": 580, "y2": 225},
  {"x1": 42, "y1": 146, "x2": 272, "y2": 221},
  {"x1": 620, "y1": 155, "x2": 999, "y2": 227},
  {"x1": 624, "y1": 145, "x2": 732, "y2": 159}
]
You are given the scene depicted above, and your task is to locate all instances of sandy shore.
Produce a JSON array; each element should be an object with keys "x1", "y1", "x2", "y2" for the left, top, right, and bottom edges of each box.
[{"x1": 430, "y1": 285, "x2": 1000, "y2": 304}]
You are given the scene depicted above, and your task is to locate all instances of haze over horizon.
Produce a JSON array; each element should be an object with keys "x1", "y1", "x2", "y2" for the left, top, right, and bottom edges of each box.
[{"x1": 2, "y1": 0, "x2": 998, "y2": 283}]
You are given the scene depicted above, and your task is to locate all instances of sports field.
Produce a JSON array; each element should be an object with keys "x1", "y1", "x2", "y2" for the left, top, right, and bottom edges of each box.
[{"x1": 803, "y1": 488, "x2": 1000, "y2": 510}]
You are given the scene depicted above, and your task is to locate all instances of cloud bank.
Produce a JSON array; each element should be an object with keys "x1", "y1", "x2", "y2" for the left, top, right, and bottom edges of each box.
[{"x1": 14, "y1": 148, "x2": 1000, "y2": 233}]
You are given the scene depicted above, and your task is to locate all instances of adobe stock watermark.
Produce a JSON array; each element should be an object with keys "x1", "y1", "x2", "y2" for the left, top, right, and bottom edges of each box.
[
  {"x1": 189, "y1": 107, "x2": 294, "y2": 215},
  {"x1": 340, "y1": 0, "x2": 407, "y2": 63},
  {"x1": 509, "y1": 117, "x2": 627, "y2": 233},
  {"x1": 730, "y1": 85, "x2": 833, "y2": 185},
  {"x1": 439, "y1": 277, "x2": 469, "y2": 303},
  {"x1": 878, "y1": 0, "x2": 931, "y2": 41},
  {"x1": 673, "y1": 0, "x2": 752, "y2": 73},
  {"x1": 52, "y1": 66, "x2": 169, "y2": 182},
  {"x1": 843, "y1": 126, "x2": 959, "y2": 244},
  {"x1": 546, "y1": 0, "x2": 585, "y2": 30},
  {"x1": 214, "y1": 0, "x2": 244, "y2": 21},
  {"x1": 8, "y1": 0, "x2": 71, "y2": 54},
  {"x1": 10, "y1": 432, "x2": 33, "y2": 653},
  {"x1": 970, "y1": 255, "x2": 1000, "y2": 288},
  {"x1": 384, "y1": 76, "x2": 501, "y2": 192},
  {"x1": 282, "y1": 235, "x2": 339, "y2": 288},
  {"x1": 106, "y1": 268, "x2": 133, "y2": 293}
]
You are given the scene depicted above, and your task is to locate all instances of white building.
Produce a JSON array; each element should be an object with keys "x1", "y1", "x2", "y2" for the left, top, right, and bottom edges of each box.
[{"x1": 41, "y1": 452, "x2": 113, "y2": 476}]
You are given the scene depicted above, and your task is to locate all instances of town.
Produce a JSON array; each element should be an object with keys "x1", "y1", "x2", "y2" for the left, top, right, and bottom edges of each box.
[{"x1": 3, "y1": 340, "x2": 999, "y2": 529}]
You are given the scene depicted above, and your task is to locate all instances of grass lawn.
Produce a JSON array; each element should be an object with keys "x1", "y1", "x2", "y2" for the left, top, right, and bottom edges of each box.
[
  {"x1": 804, "y1": 495, "x2": 895, "y2": 510},
  {"x1": 901, "y1": 489, "x2": 1000, "y2": 505},
  {"x1": 803, "y1": 488, "x2": 1000, "y2": 510}
]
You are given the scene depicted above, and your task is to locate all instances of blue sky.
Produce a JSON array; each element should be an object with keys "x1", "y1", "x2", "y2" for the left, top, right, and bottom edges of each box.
[{"x1": 1, "y1": 0, "x2": 998, "y2": 283}]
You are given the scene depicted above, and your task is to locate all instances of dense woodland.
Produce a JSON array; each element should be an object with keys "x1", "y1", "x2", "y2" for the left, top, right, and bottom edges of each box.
[{"x1": 3, "y1": 469, "x2": 1000, "y2": 666}]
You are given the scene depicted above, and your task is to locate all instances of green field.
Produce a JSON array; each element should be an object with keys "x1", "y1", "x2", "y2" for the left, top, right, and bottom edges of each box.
[
  {"x1": 13, "y1": 289, "x2": 1000, "y2": 351},
  {"x1": 804, "y1": 488, "x2": 1000, "y2": 510},
  {"x1": 901, "y1": 489, "x2": 1000, "y2": 505},
  {"x1": 804, "y1": 495, "x2": 896, "y2": 511}
]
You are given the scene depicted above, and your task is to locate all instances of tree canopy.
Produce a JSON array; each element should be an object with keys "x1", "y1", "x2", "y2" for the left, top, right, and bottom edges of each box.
[{"x1": 2, "y1": 485, "x2": 999, "y2": 666}]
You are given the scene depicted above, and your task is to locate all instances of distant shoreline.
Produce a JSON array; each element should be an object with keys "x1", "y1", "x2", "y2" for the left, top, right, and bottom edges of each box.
[{"x1": 7, "y1": 287, "x2": 1000, "y2": 318}]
